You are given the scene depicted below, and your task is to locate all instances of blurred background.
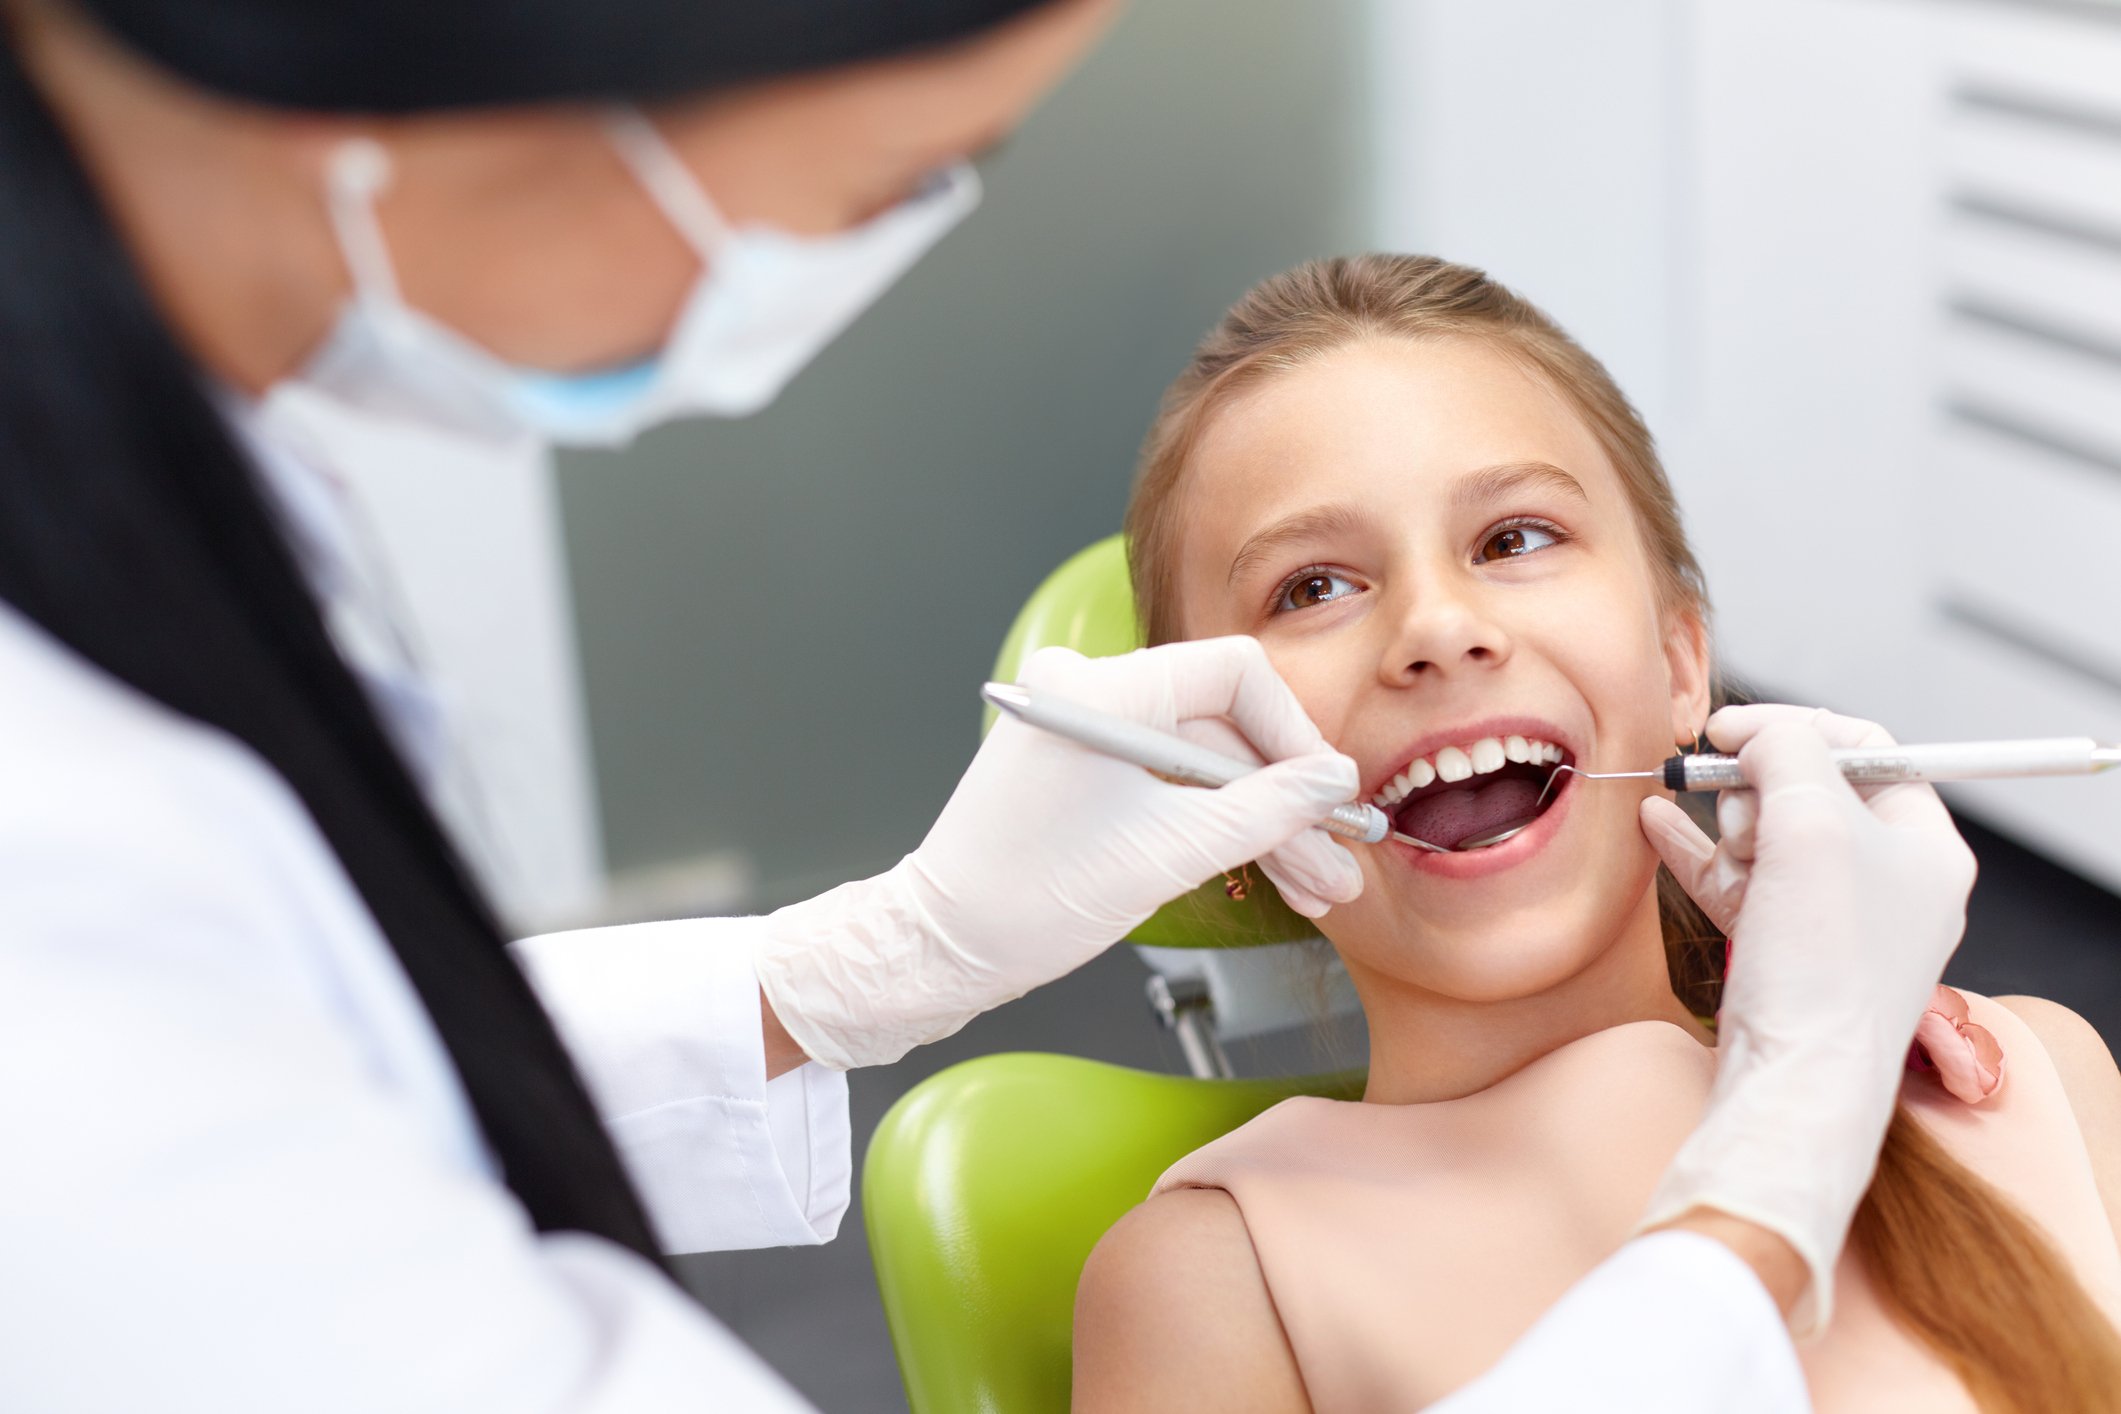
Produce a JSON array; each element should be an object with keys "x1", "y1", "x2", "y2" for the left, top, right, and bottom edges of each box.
[{"x1": 324, "y1": 0, "x2": 2121, "y2": 1407}]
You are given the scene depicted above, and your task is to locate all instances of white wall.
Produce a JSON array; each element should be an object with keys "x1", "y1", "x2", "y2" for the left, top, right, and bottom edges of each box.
[{"x1": 1371, "y1": 0, "x2": 2121, "y2": 890}]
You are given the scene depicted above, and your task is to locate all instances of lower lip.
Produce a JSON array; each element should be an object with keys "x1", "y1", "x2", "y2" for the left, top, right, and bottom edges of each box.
[{"x1": 1385, "y1": 767, "x2": 1577, "y2": 880}]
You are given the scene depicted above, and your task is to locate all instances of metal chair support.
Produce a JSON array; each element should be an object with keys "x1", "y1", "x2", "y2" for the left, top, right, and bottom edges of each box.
[{"x1": 1144, "y1": 971, "x2": 1234, "y2": 1080}]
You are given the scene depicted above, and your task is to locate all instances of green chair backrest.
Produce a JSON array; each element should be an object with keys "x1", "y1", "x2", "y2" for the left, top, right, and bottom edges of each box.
[
  {"x1": 863, "y1": 1053, "x2": 1361, "y2": 1414},
  {"x1": 985, "y1": 535, "x2": 1313, "y2": 951}
]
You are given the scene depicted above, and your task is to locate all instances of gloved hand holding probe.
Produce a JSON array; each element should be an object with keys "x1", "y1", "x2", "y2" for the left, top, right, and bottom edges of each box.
[
  {"x1": 1637, "y1": 704, "x2": 1980, "y2": 1334},
  {"x1": 756, "y1": 636, "x2": 1363, "y2": 1070}
]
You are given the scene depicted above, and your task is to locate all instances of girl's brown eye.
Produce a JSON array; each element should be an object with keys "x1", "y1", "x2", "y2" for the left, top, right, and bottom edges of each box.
[
  {"x1": 1290, "y1": 575, "x2": 1337, "y2": 607},
  {"x1": 1275, "y1": 569, "x2": 1360, "y2": 613},
  {"x1": 1476, "y1": 523, "x2": 1560, "y2": 563}
]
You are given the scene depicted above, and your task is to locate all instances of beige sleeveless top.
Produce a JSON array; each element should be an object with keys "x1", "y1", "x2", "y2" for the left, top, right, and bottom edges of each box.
[{"x1": 1154, "y1": 995, "x2": 2121, "y2": 1411}]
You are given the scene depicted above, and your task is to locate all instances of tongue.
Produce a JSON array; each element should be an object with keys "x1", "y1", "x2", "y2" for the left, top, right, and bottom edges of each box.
[{"x1": 1396, "y1": 777, "x2": 1547, "y2": 850}]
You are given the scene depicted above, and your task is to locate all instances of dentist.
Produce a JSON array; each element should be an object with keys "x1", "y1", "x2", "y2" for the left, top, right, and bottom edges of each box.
[{"x1": 0, "y1": 1, "x2": 1970, "y2": 1410}]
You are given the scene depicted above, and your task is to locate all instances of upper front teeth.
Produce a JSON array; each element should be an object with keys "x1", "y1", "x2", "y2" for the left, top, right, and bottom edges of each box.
[{"x1": 1374, "y1": 735, "x2": 1565, "y2": 808}]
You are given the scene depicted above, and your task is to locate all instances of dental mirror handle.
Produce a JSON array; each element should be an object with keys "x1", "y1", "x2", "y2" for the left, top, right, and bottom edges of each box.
[
  {"x1": 980, "y1": 681, "x2": 1392, "y2": 844},
  {"x1": 1665, "y1": 737, "x2": 2121, "y2": 792}
]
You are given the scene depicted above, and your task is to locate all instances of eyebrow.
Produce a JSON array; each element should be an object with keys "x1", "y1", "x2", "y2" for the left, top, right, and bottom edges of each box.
[
  {"x1": 1226, "y1": 503, "x2": 1374, "y2": 586},
  {"x1": 1222, "y1": 462, "x2": 1589, "y2": 588},
  {"x1": 1453, "y1": 461, "x2": 1590, "y2": 512}
]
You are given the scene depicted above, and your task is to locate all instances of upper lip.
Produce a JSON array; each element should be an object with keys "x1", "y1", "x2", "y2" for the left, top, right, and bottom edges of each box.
[{"x1": 1364, "y1": 714, "x2": 1583, "y2": 800}]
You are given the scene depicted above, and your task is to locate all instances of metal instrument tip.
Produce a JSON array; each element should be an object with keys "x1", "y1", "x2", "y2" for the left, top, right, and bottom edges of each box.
[{"x1": 980, "y1": 681, "x2": 1031, "y2": 713}]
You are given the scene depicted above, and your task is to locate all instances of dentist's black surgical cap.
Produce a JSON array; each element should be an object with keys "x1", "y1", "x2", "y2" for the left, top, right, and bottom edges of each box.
[{"x1": 71, "y1": 0, "x2": 1055, "y2": 112}]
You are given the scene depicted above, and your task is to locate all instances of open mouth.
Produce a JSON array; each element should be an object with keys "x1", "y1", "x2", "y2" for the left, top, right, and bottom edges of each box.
[{"x1": 1373, "y1": 732, "x2": 1576, "y2": 852}]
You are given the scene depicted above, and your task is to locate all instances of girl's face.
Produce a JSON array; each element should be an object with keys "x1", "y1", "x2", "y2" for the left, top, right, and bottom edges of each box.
[{"x1": 1171, "y1": 337, "x2": 1709, "y2": 1002}]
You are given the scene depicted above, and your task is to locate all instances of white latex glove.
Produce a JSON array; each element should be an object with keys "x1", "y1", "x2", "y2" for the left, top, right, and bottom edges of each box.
[
  {"x1": 1635, "y1": 704, "x2": 1978, "y2": 1337},
  {"x1": 754, "y1": 637, "x2": 1363, "y2": 1070}
]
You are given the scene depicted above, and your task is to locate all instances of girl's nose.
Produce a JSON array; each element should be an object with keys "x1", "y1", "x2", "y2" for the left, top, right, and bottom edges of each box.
[{"x1": 1378, "y1": 580, "x2": 1513, "y2": 686}]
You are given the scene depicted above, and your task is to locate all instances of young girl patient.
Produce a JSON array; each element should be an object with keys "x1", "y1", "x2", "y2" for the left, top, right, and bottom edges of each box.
[{"x1": 1070, "y1": 255, "x2": 2121, "y2": 1413}]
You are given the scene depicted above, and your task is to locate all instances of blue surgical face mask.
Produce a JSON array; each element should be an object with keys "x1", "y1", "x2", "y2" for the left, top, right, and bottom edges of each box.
[{"x1": 285, "y1": 108, "x2": 981, "y2": 450}]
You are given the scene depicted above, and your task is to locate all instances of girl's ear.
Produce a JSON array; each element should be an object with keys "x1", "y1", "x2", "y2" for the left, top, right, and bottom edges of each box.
[{"x1": 1663, "y1": 607, "x2": 1711, "y2": 746}]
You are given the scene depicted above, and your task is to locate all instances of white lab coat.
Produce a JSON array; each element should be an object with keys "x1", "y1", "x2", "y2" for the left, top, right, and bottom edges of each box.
[
  {"x1": 0, "y1": 421, "x2": 1810, "y2": 1412},
  {"x1": 0, "y1": 591, "x2": 846, "y2": 1412}
]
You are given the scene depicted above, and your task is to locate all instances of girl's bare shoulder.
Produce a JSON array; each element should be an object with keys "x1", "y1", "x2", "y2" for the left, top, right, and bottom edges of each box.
[
  {"x1": 1991, "y1": 994, "x2": 2121, "y2": 1239},
  {"x1": 1072, "y1": 1186, "x2": 1309, "y2": 1413}
]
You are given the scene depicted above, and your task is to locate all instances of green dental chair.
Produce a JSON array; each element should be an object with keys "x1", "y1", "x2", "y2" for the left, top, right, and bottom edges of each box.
[{"x1": 862, "y1": 535, "x2": 1363, "y2": 1414}]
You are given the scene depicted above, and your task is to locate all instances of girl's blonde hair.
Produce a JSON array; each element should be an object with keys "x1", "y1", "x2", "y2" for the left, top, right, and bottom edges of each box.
[{"x1": 1122, "y1": 253, "x2": 2121, "y2": 1413}]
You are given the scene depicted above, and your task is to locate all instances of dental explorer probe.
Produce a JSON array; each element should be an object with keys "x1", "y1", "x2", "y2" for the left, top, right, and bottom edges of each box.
[
  {"x1": 1460, "y1": 736, "x2": 2121, "y2": 852},
  {"x1": 1447, "y1": 736, "x2": 2121, "y2": 854},
  {"x1": 1560, "y1": 737, "x2": 2121, "y2": 793},
  {"x1": 980, "y1": 682, "x2": 1445, "y2": 850}
]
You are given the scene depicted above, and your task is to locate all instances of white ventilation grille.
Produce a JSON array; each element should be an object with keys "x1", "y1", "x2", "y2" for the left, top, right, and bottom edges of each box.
[{"x1": 1935, "y1": 1, "x2": 2121, "y2": 705}]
